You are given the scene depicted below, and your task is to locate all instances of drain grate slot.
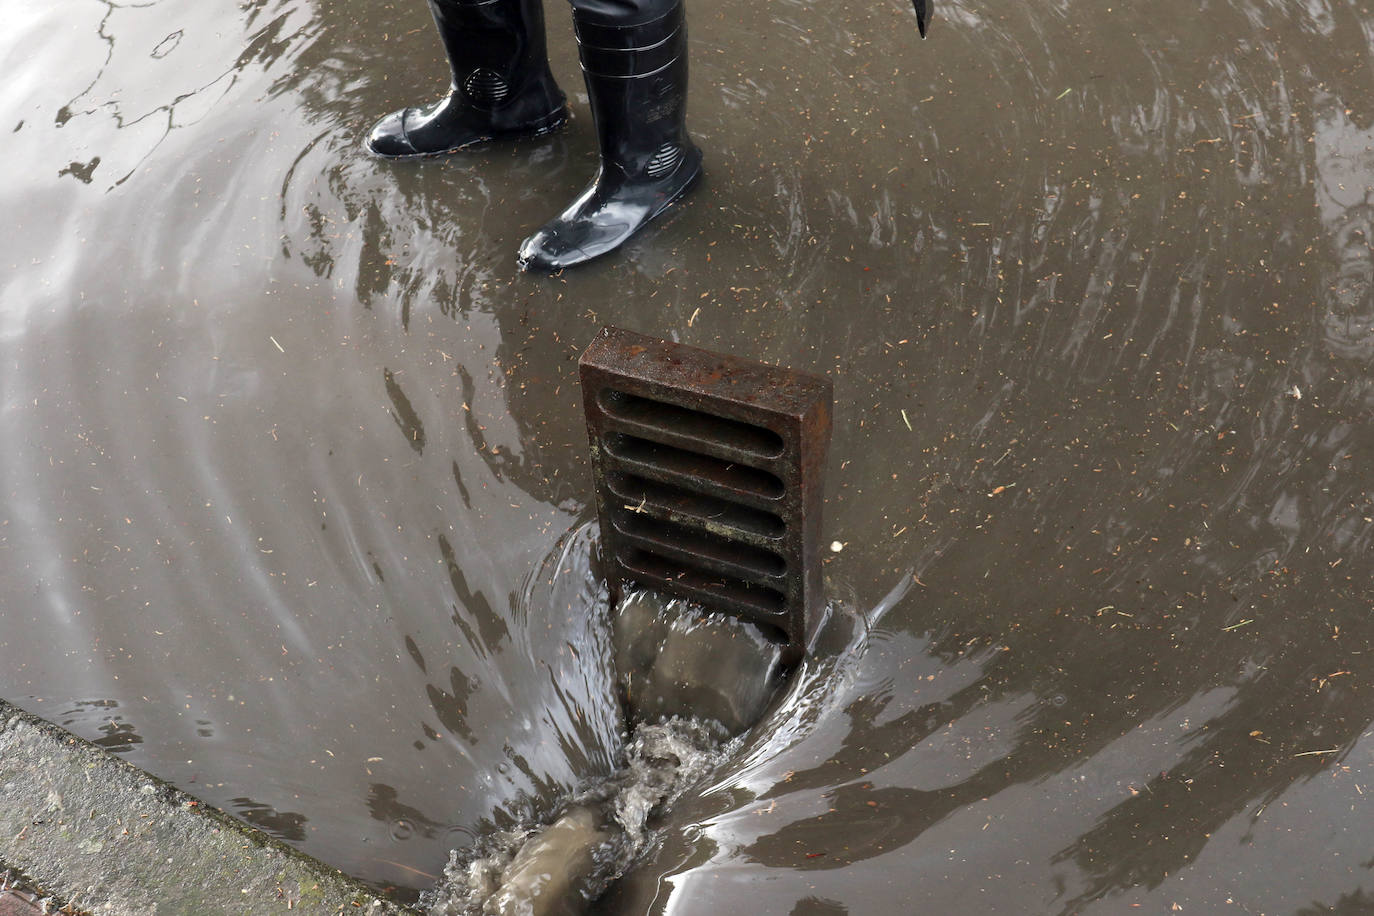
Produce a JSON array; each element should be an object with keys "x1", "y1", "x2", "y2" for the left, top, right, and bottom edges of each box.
[
  {"x1": 604, "y1": 433, "x2": 785, "y2": 502},
  {"x1": 598, "y1": 389, "x2": 785, "y2": 460},
  {"x1": 605, "y1": 472, "x2": 786, "y2": 541},
  {"x1": 620, "y1": 548, "x2": 787, "y2": 615},
  {"x1": 581, "y1": 327, "x2": 832, "y2": 662},
  {"x1": 611, "y1": 511, "x2": 787, "y2": 581}
]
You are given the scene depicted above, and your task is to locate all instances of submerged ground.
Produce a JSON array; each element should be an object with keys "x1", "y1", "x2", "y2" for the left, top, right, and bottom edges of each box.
[{"x1": 3, "y1": 0, "x2": 1374, "y2": 911}]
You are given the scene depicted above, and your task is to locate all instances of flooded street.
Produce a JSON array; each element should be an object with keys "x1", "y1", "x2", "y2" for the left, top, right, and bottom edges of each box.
[{"x1": 3, "y1": 0, "x2": 1374, "y2": 910}]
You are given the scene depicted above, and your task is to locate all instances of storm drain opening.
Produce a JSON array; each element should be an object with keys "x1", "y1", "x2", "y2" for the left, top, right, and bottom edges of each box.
[{"x1": 580, "y1": 326, "x2": 833, "y2": 663}]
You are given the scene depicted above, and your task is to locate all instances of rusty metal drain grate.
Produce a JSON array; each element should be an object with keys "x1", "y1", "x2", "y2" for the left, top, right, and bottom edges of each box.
[{"x1": 580, "y1": 327, "x2": 833, "y2": 663}]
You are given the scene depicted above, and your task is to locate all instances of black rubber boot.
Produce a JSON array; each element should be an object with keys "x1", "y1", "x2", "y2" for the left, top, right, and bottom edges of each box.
[
  {"x1": 366, "y1": 0, "x2": 569, "y2": 159},
  {"x1": 516, "y1": 2, "x2": 702, "y2": 270}
]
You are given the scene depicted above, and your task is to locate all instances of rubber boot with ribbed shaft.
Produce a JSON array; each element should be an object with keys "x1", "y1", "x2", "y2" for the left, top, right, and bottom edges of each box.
[
  {"x1": 366, "y1": 0, "x2": 568, "y2": 158},
  {"x1": 516, "y1": 2, "x2": 702, "y2": 270}
]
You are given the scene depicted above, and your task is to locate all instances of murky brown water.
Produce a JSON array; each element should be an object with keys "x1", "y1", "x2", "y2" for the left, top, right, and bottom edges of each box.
[{"x1": 3, "y1": 0, "x2": 1374, "y2": 910}]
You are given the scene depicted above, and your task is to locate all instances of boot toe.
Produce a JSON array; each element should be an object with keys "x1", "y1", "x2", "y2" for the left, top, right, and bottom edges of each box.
[
  {"x1": 517, "y1": 226, "x2": 595, "y2": 272},
  {"x1": 366, "y1": 110, "x2": 420, "y2": 159}
]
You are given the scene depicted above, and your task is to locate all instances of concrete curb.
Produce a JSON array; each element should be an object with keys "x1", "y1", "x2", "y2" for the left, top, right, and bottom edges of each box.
[{"x1": 0, "y1": 700, "x2": 418, "y2": 915}]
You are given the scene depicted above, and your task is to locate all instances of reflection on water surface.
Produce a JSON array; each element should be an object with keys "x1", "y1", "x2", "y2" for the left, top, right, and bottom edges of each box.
[{"x1": 3, "y1": 0, "x2": 1374, "y2": 911}]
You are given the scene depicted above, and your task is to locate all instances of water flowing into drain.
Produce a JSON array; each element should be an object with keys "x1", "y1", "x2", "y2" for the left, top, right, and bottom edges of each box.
[
  {"x1": 423, "y1": 332, "x2": 828, "y2": 913},
  {"x1": 421, "y1": 581, "x2": 792, "y2": 914},
  {"x1": 422, "y1": 717, "x2": 734, "y2": 916}
]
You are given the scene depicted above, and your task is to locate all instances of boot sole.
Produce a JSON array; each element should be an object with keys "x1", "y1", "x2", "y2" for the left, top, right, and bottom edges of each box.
[{"x1": 366, "y1": 107, "x2": 571, "y2": 161}]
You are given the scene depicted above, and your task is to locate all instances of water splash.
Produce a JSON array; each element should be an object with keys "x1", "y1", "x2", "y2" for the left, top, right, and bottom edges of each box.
[{"x1": 422, "y1": 717, "x2": 734, "y2": 915}]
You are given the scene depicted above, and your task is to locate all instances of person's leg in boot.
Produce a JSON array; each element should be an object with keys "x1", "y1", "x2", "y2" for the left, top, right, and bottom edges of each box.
[
  {"x1": 367, "y1": 0, "x2": 569, "y2": 158},
  {"x1": 516, "y1": 0, "x2": 702, "y2": 270}
]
